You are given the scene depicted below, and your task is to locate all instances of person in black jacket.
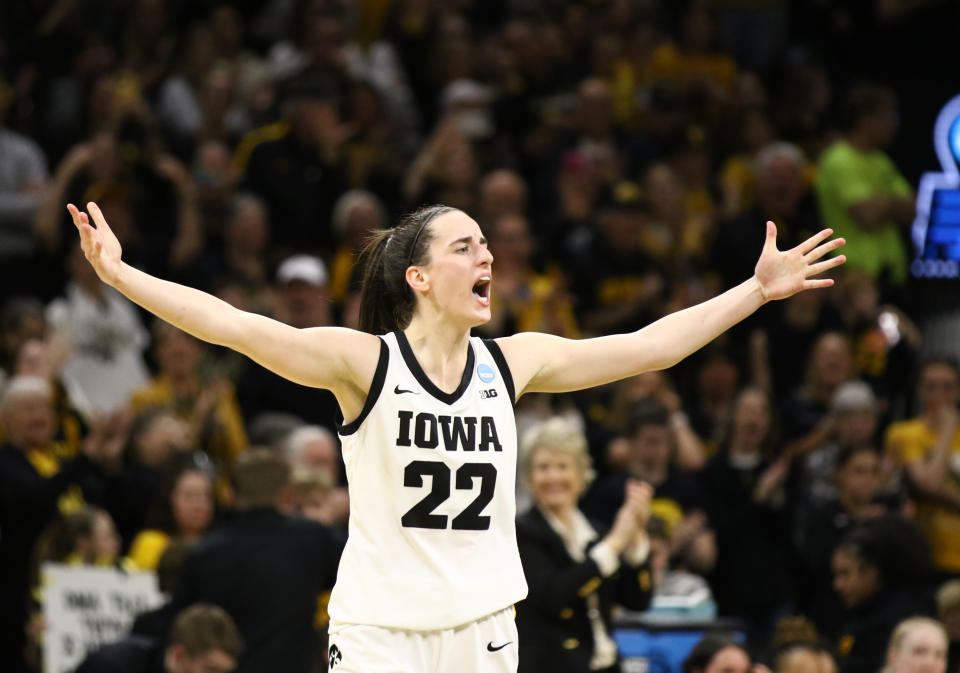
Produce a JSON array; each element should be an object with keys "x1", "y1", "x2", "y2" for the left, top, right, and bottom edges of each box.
[
  {"x1": 169, "y1": 449, "x2": 344, "y2": 673},
  {"x1": 516, "y1": 417, "x2": 653, "y2": 673},
  {"x1": 0, "y1": 376, "x2": 119, "y2": 673},
  {"x1": 833, "y1": 516, "x2": 937, "y2": 673},
  {"x1": 702, "y1": 387, "x2": 795, "y2": 639},
  {"x1": 76, "y1": 603, "x2": 243, "y2": 673}
]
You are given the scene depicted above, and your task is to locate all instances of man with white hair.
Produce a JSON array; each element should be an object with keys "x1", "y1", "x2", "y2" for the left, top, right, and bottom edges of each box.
[
  {"x1": 284, "y1": 424, "x2": 348, "y2": 527},
  {"x1": 0, "y1": 376, "x2": 120, "y2": 671},
  {"x1": 712, "y1": 141, "x2": 824, "y2": 289}
]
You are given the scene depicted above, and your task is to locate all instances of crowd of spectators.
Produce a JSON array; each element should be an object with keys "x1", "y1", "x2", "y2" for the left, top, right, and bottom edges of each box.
[{"x1": 1, "y1": 0, "x2": 960, "y2": 672}]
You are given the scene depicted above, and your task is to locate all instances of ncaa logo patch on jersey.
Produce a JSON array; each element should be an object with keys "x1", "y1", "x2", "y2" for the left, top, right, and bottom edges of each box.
[{"x1": 477, "y1": 363, "x2": 496, "y2": 383}]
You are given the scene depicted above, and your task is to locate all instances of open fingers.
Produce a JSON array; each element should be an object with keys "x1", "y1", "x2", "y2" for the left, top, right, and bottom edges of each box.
[
  {"x1": 802, "y1": 278, "x2": 835, "y2": 290},
  {"x1": 804, "y1": 237, "x2": 846, "y2": 262},
  {"x1": 806, "y1": 255, "x2": 846, "y2": 277},
  {"x1": 796, "y1": 228, "x2": 834, "y2": 255},
  {"x1": 67, "y1": 203, "x2": 82, "y2": 227},
  {"x1": 87, "y1": 202, "x2": 114, "y2": 237}
]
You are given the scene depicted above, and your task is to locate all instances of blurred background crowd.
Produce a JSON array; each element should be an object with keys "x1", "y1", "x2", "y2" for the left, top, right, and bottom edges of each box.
[{"x1": 1, "y1": 0, "x2": 960, "y2": 672}]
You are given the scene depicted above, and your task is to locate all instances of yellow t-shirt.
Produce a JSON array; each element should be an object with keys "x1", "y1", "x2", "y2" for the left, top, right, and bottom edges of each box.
[
  {"x1": 886, "y1": 418, "x2": 960, "y2": 571},
  {"x1": 127, "y1": 529, "x2": 171, "y2": 571}
]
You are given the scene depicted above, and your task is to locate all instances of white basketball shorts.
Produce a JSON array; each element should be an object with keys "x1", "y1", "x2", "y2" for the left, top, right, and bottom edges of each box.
[{"x1": 326, "y1": 606, "x2": 518, "y2": 673}]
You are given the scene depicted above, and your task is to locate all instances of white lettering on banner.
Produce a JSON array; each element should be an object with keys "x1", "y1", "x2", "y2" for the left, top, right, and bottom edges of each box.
[{"x1": 42, "y1": 563, "x2": 163, "y2": 673}]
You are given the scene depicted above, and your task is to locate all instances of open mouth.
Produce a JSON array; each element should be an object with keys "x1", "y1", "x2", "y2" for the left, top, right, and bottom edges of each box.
[{"x1": 472, "y1": 277, "x2": 491, "y2": 306}]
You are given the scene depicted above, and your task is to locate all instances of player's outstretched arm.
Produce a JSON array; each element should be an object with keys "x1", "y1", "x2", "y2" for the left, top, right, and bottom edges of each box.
[
  {"x1": 499, "y1": 222, "x2": 846, "y2": 397},
  {"x1": 67, "y1": 202, "x2": 378, "y2": 402}
]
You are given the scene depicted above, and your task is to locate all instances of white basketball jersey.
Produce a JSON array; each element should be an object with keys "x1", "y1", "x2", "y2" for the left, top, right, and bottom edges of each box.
[{"x1": 328, "y1": 332, "x2": 528, "y2": 631}]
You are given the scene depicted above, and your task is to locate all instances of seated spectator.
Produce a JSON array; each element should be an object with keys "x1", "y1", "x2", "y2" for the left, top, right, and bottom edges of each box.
[
  {"x1": 156, "y1": 26, "x2": 251, "y2": 153},
  {"x1": 647, "y1": 515, "x2": 715, "y2": 616},
  {"x1": 0, "y1": 297, "x2": 47, "y2": 380},
  {"x1": 515, "y1": 417, "x2": 653, "y2": 673},
  {"x1": 170, "y1": 449, "x2": 343, "y2": 673},
  {"x1": 478, "y1": 169, "x2": 528, "y2": 224},
  {"x1": 327, "y1": 190, "x2": 388, "y2": 326},
  {"x1": 132, "y1": 321, "x2": 247, "y2": 479},
  {"x1": 340, "y1": 80, "x2": 404, "y2": 193},
  {"x1": 284, "y1": 425, "x2": 348, "y2": 528},
  {"x1": 477, "y1": 213, "x2": 579, "y2": 339},
  {"x1": 835, "y1": 271, "x2": 920, "y2": 416},
  {"x1": 833, "y1": 516, "x2": 937, "y2": 673},
  {"x1": 26, "y1": 506, "x2": 128, "y2": 667},
  {"x1": 0, "y1": 77, "x2": 49, "y2": 305},
  {"x1": 286, "y1": 467, "x2": 337, "y2": 524},
  {"x1": 774, "y1": 643, "x2": 837, "y2": 673},
  {"x1": 8, "y1": 337, "x2": 89, "y2": 455},
  {"x1": 712, "y1": 141, "x2": 821, "y2": 290},
  {"x1": 800, "y1": 380, "x2": 883, "y2": 510},
  {"x1": 799, "y1": 444, "x2": 898, "y2": 640},
  {"x1": 109, "y1": 406, "x2": 192, "y2": 547},
  {"x1": 770, "y1": 617, "x2": 837, "y2": 673},
  {"x1": 402, "y1": 113, "x2": 479, "y2": 212},
  {"x1": 936, "y1": 581, "x2": 960, "y2": 673},
  {"x1": 606, "y1": 371, "x2": 707, "y2": 471},
  {"x1": 883, "y1": 618, "x2": 947, "y2": 673},
  {"x1": 640, "y1": 162, "x2": 713, "y2": 274},
  {"x1": 682, "y1": 635, "x2": 752, "y2": 673},
  {"x1": 236, "y1": 76, "x2": 348, "y2": 257},
  {"x1": 130, "y1": 539, "x2": 192, "y2": 640},
  {"x1": 75, "y1": 603, "x2": 243, "y2": 673},
  {"x1": 128, "y1": 453, "x2": 215, "y2": 570},
  {"x1": 718, "y1": 106, "x2": 777, "y2": 219},
  {"x1": 235, "y1": 256, "x2": 340, "y2": 431},
  {"x1": 762, "y1": 290, "x2": 845, "y2": 402},
  {"x1": 571, "y1": 184, "x2": 669, "y2": 336},
  {"x1": 885, "y1": 358, "x2": 960, "y2": 575},
  {"x1": 702, "y1": 387, "x2": 794, "y2": 638},
  {"x1": 46, "y1": 240, "x2": 151, "y2": 416},
  {"x1": 179, "y1": 193, "x2": 272, "y2": 309},
  {"x1": 781, "y1": 332, "x2": 853, "y2": 445},
  {"x1": 33, "y1": 506, "x2": 125, "y2": 571},
  {"x1": 583, "y1": 401, "x2": 704, "y2": 531},
  {"x1": 686, "y1": 347, "x2": 742, "y2": 448},
  {"x1": 0, "y1": 376, "x2": 121, "y2": 672}
]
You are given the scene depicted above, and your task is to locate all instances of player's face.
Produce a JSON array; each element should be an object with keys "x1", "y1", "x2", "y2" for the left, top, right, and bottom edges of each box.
[
  {"x1": 417, "y1": 211, "x2": 493, "y2": 328},
  {"x1": 528, "y1": 448, "x2": 585, "y2": 511}
]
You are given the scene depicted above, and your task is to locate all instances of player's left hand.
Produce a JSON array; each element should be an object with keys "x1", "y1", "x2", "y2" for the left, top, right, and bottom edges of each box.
[{"x1": 754, "y1": 222, "x2": 846, "y2": 301}]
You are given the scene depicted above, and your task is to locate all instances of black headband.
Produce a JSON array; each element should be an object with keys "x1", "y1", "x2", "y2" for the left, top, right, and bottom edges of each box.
[{"x1": 406, "y1": 208, "x2": 447, "y2": 270}]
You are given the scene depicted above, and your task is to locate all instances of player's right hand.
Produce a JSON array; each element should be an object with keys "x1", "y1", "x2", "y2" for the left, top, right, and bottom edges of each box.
[{"x1": 67, "y1": 202, "x2": 123, "y2": 286}]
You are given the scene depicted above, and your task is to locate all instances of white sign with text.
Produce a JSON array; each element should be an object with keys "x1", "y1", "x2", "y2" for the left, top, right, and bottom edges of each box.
[{"x1": 42, "y1": 563, "x2": 163, "y2": 673}]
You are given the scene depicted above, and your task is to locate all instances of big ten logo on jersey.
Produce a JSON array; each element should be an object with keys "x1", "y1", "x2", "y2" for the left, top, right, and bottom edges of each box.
[
  {"x1": 912, "y1": 93, "x2": 960, "y2": 279},
  {"x1": 479, "y1": 388, "x2": 498, "y2": 399},
  {"x1": 395, "y1": 411, "x2": 503, "y2": 452}
]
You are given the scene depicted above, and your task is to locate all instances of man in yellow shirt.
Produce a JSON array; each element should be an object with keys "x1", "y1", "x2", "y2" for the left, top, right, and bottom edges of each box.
[{"x1": 886, "y1": 359, "x2": 960, "y2": 572}]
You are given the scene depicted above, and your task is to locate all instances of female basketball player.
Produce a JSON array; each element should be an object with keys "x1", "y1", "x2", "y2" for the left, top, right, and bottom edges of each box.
[{"x1": 67, "y1": 201, "x2": 844, "y2": 673}]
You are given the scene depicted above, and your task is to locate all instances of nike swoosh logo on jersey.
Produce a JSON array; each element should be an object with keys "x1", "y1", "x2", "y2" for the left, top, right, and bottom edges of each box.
[
  {"x1": 487, "y1": 642, "x2": 512, "y2": 652},
  {"x1": 394, "y1": 385, "x2": 418, "y2": 395}
]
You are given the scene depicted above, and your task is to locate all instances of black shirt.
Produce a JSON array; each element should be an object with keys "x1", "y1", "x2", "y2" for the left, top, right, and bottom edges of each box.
[{"x1": 170, "y1": 508, "x2": 343, "y2": 673}]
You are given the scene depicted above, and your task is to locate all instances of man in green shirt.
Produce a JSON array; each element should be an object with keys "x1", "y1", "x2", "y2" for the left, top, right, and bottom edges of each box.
[{"x1": 816, "y1": 85, "x2": 915, "y2": 285}]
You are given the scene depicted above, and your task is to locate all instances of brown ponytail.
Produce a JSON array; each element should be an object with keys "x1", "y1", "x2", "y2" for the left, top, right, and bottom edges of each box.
[{"x1": 357, "y1": 205, "x2": 456, "y2": 334}]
